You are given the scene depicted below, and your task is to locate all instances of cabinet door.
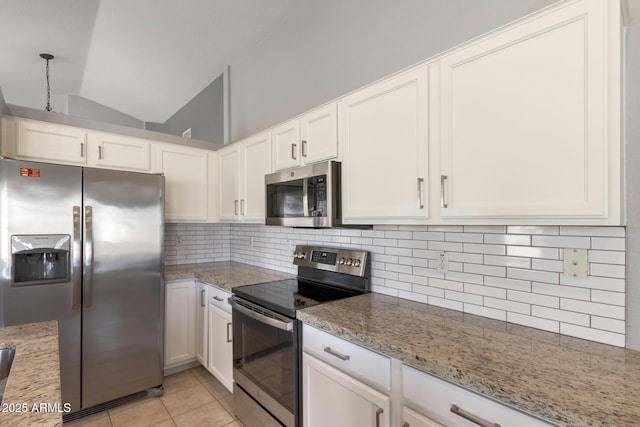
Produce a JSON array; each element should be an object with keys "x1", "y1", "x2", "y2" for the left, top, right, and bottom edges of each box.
[
  {"x1": 303, "y1": 352, "x2": 390, "y2": 427},
  {"x1": 438, "y1": 0, "x2": 617, "y2": 220},
  {"x1": 341, "y1": 66, "x2": 428, "y2": 223},
  {"x1": 241, "y1": 132, "x2": 271, "y2": 222},
  {"x1": 195, "y1": 282, "x2": 208, "y2": 366},
  {"x1": 218, "y1": 144, "x2": 241, "y2": 221},
  {"x1": 16, "y1": 120, "x2": 87, "y2": 165},
  {"x1": 402, "y1": 406, "x2": 444, "y2": 427},
  {"x1": 165, "y1": 281, "x2": 196, "y2": 368},
  {"x1": 272, "y1": 119, "x2": 301, "y2": 171},
  {"x1": 157, "y1": 144, "x2": 209, "y2": 221},
  {"x1": 88, "y1": 133, "x2": 151, "y2": 172},
  {"x1": 207, "y1": 303, "x2": 233, "y2": 392},
  {"x1": 301, "y1": 103, "x2": 338, "y2": 165}
]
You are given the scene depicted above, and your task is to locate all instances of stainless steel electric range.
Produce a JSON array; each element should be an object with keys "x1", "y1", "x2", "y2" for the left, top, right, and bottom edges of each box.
[{"x1": 229, "y1": 245, "x2": 370, "y2": 427}]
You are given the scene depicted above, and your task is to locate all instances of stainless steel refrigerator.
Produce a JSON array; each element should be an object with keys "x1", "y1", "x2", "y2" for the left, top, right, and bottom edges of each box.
[{"x1": 0, "y1": 157, "x2": 164, "y2": 414}]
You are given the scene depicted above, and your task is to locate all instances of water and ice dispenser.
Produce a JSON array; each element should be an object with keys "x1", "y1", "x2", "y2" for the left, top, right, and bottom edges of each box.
[{"x1": 11, "y1": 235, "x2": 71, "y2": 286}]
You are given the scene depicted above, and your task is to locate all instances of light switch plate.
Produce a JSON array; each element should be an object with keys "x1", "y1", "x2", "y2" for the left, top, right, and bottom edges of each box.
[{"x1": 563, "y1": 248, "x2": 588, "y2": 278}]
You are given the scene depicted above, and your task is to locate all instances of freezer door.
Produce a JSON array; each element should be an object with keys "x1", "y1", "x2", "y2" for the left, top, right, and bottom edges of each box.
[
  {"x1": 82, "y1": 168, "x2": 164, "y2": 408},
  {"x1": 0, "y1": 158, "x2": 82, "y2": 411}
]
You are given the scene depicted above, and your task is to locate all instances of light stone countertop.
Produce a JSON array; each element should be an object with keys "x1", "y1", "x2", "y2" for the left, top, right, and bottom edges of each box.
[
  {"x1": 164, "y1": 261, "x2": 294, "y2": 292},
  {"x1": 297, "y1": 293, "x2": 640, "y2": 427},
  {"x1": 0, "y1": 320, "x2": 62, "y2": 427}
]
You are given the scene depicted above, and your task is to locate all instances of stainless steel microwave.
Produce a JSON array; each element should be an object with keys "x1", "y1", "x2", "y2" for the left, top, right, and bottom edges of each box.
[{"x1": 265, "y1": 161, "x2": 341, "y2": 228}]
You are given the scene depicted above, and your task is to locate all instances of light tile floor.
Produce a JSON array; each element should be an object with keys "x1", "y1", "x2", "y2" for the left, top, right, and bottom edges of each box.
[{"x1": 64, "y1": 367, "x2": 239, "y2": 427}]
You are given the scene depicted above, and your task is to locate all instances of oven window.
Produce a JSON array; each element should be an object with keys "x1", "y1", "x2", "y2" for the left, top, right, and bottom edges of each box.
[
  {"x1": 233, "y1": 307, "x2": 295, "y2": 413},
  {"x1": 267, "y1": 179, "x2": 304, "y2": 218}
]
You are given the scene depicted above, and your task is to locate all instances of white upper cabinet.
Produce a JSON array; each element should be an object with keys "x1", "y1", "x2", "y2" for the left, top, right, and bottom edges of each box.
[
  {"x1": 14, "y1": 119, "x2": 88, "y2": 165},
  {"x1": 218, "y1": 131, "x2": 271, "y2": 222},
  {"x1": 340, "y1": 66, "x2": 429, "y2": 224},
  {"x1": 4, "y1": 118, "x2": 152, "y2": 172},
  {"x1": 435, "y1": 0, "x2": 621, "y2": 223},
  {"x1": 156, "y1": 143, "x2": 210, "y2": 222},
  {"x1": 272, "y1": 103, "x2": 338, "y2": 171},
  {"x1": 87, "y1": 133, "x2": 151, "y2": 172}
]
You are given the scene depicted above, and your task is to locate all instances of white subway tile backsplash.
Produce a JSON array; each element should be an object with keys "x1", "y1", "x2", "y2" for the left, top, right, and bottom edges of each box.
[
  {"x1": 507, "y1": 268, "x2": 559, "y2": 284},
  {"x1": 462, "y1": 243, "x2": 506, "y2": 255},
  {"x1": 588, "y1": 250, "x2": 625, "y2": 265},
  {"x1": 560, "y1": 299, "x2": 625, "y2": 320},
  {"x1": 531, "y1": 306, "x2": 590, "y2": 326},
  {"x1": 560, "y1": 324, "x2": 625, "y2": 347},
  {"x1": 484, "y1": 255, "x2": 531, "y2": 269},
  {"x1": 507, "y1": 226, "x2": 559, "y2": 235},
  {"x1": 591, "y1": 237, "x2": 626, "y2": 251},
  {"x1": 590, "y1": 263, "x2": 626, "y2": 279},
  {"x1": 531, "y1": 235, "x2": 591, "y2": 249},
  {"x1": 170, "y1": 223, "x2": 628, "y2": 347},
  {"x1": 507, "y1": 313, "x2": 559, "y2": 333},
  {"x1": 507, "y1": 246, "x2": 559, "y2": 259}
]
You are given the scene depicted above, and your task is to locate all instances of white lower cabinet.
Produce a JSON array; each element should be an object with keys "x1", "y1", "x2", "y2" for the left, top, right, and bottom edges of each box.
[
  {"x1": 195, "y1": 281, "x2": 208, "y2": 366},
  {"x1": 302, "y1": 324, "x2": 391, "y2": 427},
  {"x1": 302, "y1": 353, "x2": 390, "y2": 427},
  {"x1": 206, "y1": 286, "x2": 233, "y2": 392},
  {"x1": 402, "y1": 364, "x2": 555, "y2": 427},
  {"x1": 401, "y1": 405, "x2": 444, "y2": 427},
  {"x1": 165, "y1": 280, "x2": 196, "y2": 369}
]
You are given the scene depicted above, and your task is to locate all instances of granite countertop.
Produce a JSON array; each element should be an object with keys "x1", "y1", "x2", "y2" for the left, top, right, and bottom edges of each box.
[
  {"x1": 297, "y1": 293, "x2": 640, "y2": 427},
  {"x1": 165, "y1": 261, "x2": 294, "y2": 291},
  {"x1": 0, "y1": 321, "x2": 62, "y2": 427}
]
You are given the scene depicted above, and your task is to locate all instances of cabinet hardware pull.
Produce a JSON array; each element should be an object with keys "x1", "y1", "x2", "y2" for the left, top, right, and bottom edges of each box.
[
  {"x1": 226, "y1": 322, "x2": 232, "y2": 343},
  {"x1": 375, "y1": 407, "x2": 383, "y2": 427},
  {"x1": 450, "y1": 404, "x2": 500, "y2": 427},
  {"x1": 80, "y1": 143, "x2": 85, "y2": 157},
  {"x1": 417, "y1": 177, "x2": 424, "y2": 209},
  {"x1": 440, "y1": 175, "x2": 448, "y2": 208},
  {"x1": 213, "y1": 296, "x2": 224, "y2": 302},
  {"x1": 234, "y1": 200, "x2": 239, "y2": 215},
  {"x1": 98, "y1": 145, "x2": 103, "y2": 160},
  {"x1": 323, "y1": 346, "x2": 350, "y2": 361},
  {"x1": 240, "y1": 199, "x2": 245, "y2": 215},
  {"x1": 292, "y1": 143, "x2": 297, "y2": 160},
  {"x1": 200, "y1": 289, "x2": 206, "y2": 307},
  {"x1": 302, "y1": 140, "x2": 308, "y2": 157}
]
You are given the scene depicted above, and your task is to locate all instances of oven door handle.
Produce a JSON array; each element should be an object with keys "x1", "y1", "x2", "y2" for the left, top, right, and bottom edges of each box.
[{"x1": 229, "y1": 298, "x2": 294, "y2": 331}]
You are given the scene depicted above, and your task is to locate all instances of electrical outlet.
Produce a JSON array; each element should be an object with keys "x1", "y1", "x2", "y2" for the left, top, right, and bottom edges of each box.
[
  {"x1": 563, "y1": 248, "x2": 588, "y2": 278},
  {"x1": 175, "y1": 235, "x2": 183, "y2": 247},
  {"x1": 436, "y1": 252, "x2": 449, "y2": 273},
  {"x1": 249, "y1": 236, "x2": 254, "y2": 247}
]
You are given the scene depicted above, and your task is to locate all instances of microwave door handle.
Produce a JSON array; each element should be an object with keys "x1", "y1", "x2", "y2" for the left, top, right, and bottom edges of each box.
[{"x1": 302, "y1": 177, "x2": 309, "y2": 217}]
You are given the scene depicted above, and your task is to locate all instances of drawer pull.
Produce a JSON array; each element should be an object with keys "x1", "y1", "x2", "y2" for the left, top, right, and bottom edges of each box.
[
  {"x1": 323, "y1": 346, "x2": 350, "y2": 361},
  {"x1": 450, "y1": 404, "x2": 500, "y2": 427},
  {"x1": 375, "y1": 407, "x2": 383, "y2": 427},
  {"x1": 226, "y1": 322, "x2": 232, "y2": 343},
  {"x1": 200, "y1": 289, "x2": 206, "y2": 307},
  {"x1": 213, "y1": 296, "x2": 224, "y2": 302}
]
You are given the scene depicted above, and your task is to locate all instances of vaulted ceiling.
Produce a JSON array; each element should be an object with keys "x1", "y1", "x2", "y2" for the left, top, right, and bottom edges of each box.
[{"x1": 0, "y1": 0, "x2": 299, "y2": 123}]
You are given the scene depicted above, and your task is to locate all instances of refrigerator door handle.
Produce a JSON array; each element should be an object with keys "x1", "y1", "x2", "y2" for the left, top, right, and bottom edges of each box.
[
  {"x1": 84, "y1": 205, "x2": 94, "y2": 308},
  {"x1": 72, "y1": 206, "x2": 82, "y2": 310}
]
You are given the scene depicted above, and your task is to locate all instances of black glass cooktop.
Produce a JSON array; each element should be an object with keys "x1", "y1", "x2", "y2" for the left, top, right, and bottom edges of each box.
[{"x1": 232, "y1": 278, "x2": 361, "y2": 318}]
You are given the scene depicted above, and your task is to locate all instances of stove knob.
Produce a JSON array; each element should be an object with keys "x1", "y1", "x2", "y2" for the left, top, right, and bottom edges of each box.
[
  {"x1": 353, "y1": 259, "x2": 361, "y2": 267},
  {"x1": 346, "y1": 258, "x2": 353, "y2": 266},
  {"x1": 296, "y1": 252, "x2": 306, "y2": 259},
  {"x1": 338, "y1": 257, "x2": 346, "y2": 265}
]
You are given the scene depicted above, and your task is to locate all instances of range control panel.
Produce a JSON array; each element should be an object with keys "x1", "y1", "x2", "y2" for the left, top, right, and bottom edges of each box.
[{"x1": 293, "y1": 245, "x2": 368, "y2": 277}]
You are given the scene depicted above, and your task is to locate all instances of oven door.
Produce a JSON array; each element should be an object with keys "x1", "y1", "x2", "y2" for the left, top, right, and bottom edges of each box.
[{"x1": 230, "y1": 296, "x2": 300, "y2": 427}]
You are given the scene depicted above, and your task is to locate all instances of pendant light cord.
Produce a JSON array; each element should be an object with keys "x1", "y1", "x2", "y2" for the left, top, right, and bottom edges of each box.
[{"x1": 40, "y1": 53, "x2": 54, "y2": 112}]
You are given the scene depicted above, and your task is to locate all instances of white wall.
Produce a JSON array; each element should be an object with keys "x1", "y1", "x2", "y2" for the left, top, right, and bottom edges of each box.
[{"x1": 228, "y1": 0, "x2": 557, "y2": 141}]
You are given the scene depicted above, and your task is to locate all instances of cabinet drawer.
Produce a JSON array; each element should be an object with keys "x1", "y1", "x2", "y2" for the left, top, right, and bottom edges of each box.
[
  {"x1": 402, "y1": 364, "x2": 556, "y2": 426},
  {"x1": 208, "y1": 285, "x2": 231, "y2": 313},
  {"x1": 303, "y1": 325, "x2": 390, "y2": 392}
]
